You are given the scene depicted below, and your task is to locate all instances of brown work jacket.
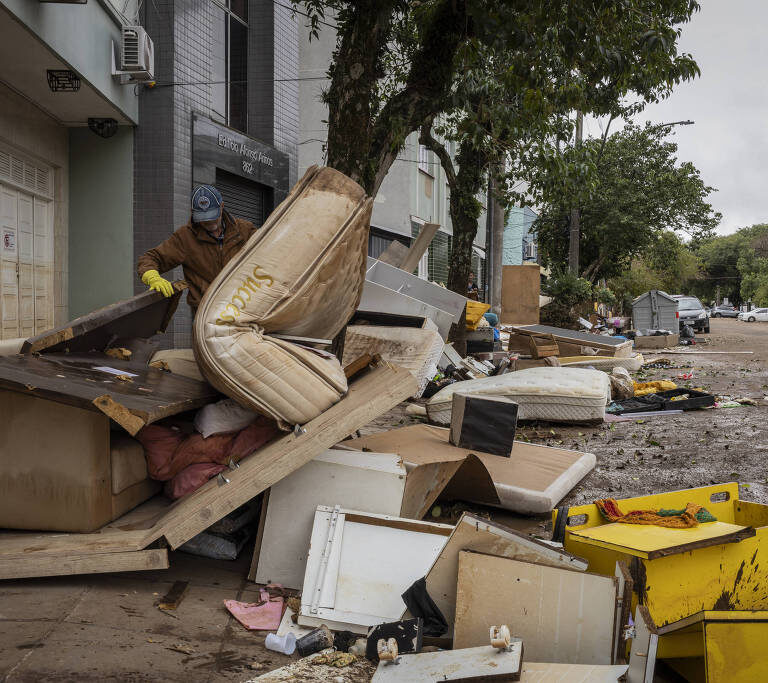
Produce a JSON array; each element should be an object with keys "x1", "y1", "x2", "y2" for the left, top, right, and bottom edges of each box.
[{"x1": 137, "y1": 212, "x2": 257, "y2": 310}]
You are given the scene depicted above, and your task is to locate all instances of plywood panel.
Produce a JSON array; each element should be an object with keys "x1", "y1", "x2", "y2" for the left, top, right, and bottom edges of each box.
[
  {"x1": 419, "y1": 513, "x2": 587, "y2": 634},
  {"x1": 454, "y1": 551, "x2": 617, "y2": 664},
  {"x1": 501, "y1": 264, "x2": 540, "y2": 325}
]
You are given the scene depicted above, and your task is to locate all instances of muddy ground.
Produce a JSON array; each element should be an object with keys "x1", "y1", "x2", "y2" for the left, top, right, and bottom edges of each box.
[{"x1": 2, "y1": 318, "x2": 765, "y2": 682}]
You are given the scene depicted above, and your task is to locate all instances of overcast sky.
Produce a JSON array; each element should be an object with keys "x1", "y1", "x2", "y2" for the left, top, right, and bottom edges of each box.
[{"x1": 584, "y1": 1, "x2": 765, "y2": 235}]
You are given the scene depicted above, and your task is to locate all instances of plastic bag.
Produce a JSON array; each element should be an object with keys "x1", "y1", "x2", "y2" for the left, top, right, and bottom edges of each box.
[{"x1": 194, "y1": 398, "x2": 257, "y2": 438}]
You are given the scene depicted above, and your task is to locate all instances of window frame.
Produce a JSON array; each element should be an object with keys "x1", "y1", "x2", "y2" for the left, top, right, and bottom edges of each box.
[{"x1": 211, "y1": 0, "x2": 248, "y2": 132}]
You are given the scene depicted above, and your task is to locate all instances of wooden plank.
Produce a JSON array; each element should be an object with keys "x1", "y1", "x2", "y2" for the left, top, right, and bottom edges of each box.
[
  {"x1": 400, "y1": 222, "x2": 439, "y2": 274},
  {"x1": 0, "y1": 548, "x2": 168, "y2": 580},
  {"x1": 0, "y1": 352, "x2": 218, "y2": 433},
  {"x1": 377, "y1": 239, "x2": 410, "y2": 267},
  {"x1": 519, "y1": 662, "x2": 629, "y2": 681},
  {"x1": 0, "y1": 529, "x2": 149, "y2": 560},
  {"x1": 454, "y1": 551, "x2": 617, "y2": 663},
  {"x1": 157, "y1": 580, "x2": 190, "y2": 610},
  {"x1": 146, "y1": 363, "x2": 418, "y2": 549},
  {"x1": 417, "y1": 512, "x2": 587, "y2": 634},
  {"x1": 21, "y1": 283, "x2": 186, "y2": 354},
  {"x1": 508, "y1": 324, "x2": 630, "y2": 352}
]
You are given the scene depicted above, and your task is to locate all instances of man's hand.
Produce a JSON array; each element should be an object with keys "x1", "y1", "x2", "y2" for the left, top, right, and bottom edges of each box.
[{"x1": 141, "y1": 269, "x2": 175, "y2": 297}]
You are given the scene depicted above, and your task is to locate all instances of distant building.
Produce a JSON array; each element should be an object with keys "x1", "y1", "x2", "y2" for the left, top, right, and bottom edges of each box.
[{"x1": 503, "y1": 206, "x2": 538, "y2": 265}]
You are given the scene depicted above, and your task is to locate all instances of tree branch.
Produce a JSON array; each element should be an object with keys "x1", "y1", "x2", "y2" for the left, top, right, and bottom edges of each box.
[{"x1": 419, "y1": 119, "x2": 456, "y2": 186}]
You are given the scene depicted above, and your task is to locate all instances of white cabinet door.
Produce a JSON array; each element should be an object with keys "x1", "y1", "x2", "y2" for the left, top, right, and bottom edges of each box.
[{"x1": 33, "y1": 197, "x2": 53, "y2": 333}]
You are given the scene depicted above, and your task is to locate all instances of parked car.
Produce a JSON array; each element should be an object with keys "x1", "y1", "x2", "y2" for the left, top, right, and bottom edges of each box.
[
  {"x1": 672, "y1": 295, "x2": 710, "y2": 333},
  {"x1": 711, "y1": 305, "x2": 739, "y2": 318},
  {"x1": 738, "y1": 308, "x2": 768, "y2": 322}
]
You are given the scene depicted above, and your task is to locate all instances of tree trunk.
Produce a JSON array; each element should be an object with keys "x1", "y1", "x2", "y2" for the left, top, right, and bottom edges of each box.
[
  {"x1": 324, "y1": 0, "x2": 470, "y2": 197},
  {"x1": 568, "y1": 110, "x2": 583, "y2": 274},
  {"x1": 489, "y1": 170, "x2": 505, "y2": 316}
]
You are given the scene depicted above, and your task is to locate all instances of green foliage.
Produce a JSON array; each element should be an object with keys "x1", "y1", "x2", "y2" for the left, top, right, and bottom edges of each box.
[
  {"x1": 608, "y1": 231, "x2": 701, "y2": 312},
  {"x1": 594, "y1": 286, "x2": 617, "y2": 308},
  {"x1": 541, "y1": 270, "x2": 594, "y2": 327},
  {"x1": 535, "y1": 124, "x2": 720, "y2": 283}
]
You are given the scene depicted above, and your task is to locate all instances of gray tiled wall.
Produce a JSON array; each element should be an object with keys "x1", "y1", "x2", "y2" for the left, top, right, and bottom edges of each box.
[{"x1": 134, "y1": 0, "x2": 297, "y2": 348}]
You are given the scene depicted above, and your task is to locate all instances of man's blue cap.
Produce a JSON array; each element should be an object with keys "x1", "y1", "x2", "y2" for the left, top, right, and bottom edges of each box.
[{"x1": 192, "y1": 185, "x2": 223, "y2": 222}]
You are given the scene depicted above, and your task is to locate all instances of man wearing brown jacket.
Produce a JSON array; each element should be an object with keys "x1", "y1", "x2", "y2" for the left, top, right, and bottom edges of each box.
[{"x1": 137, "y1": 185, "x2": 258, "y2": 315}]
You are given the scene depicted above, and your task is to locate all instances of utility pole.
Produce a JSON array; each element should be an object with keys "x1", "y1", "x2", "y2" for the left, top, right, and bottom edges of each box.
[
  {"x1": 489, "y1": 170, "x2": 504, "y2": 318},
  {"x1": 568, "y1": 110, "x2": 583, "y2": 275}
]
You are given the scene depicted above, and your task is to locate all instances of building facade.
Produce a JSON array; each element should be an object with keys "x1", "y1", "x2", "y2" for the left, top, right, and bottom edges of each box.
[
  {"x1": 503, "y1": 205, "x2": 538, "y2": 266},
  {"x1": 0, "y1": 0, "x2": 137, "y2": 340},
  {"x1": 135, "y1": 0, "x2": 298, "y2": 347}
]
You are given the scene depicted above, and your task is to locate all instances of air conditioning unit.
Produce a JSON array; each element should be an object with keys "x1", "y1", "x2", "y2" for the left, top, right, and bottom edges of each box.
[{"x1": 113, "y1": 26, "x2": 154, "y2": 82}]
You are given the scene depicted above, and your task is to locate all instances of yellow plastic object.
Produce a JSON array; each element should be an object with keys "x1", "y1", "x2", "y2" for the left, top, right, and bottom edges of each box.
[
  {"x1": 633, "y1": 379, "x2": 677, "y2": 396},
  {"x1": 465, "y1": 301, "x2": 491, "y2": 330},
  {"x1": 654, "y1": 611, "x2": 768, "y2": 682},
  {"x1": 141, "y1": 269, "x2": 175, "y2": 298},
  {"x1": 555, "y1": 483, "x2": 768, "y2": 632},
  {"x1": 570, "y1": 521, "x2": 753, "y2": 560}
]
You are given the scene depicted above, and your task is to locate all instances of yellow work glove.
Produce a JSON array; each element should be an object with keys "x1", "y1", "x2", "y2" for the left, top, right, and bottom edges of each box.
[{"x1": 141, "y1": 269, "x2": 175, "y2": 297}]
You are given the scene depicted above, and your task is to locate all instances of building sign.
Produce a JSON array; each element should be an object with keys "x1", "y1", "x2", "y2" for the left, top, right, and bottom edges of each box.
[
  {"x1": 192, "y1": 114, "x2": 289, "y2": 196},
  {"x1": 2, "y1": 229, "x2": 15, "y2": 251}
]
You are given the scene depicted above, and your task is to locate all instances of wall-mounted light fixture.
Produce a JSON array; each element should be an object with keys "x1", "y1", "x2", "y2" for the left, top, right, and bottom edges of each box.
[
  {"x1": 88, "y1": 118, "x2": 118, "y2": 139},
  {"x1": 47, "y1": 70, "x2": 81, "y2": 92}
]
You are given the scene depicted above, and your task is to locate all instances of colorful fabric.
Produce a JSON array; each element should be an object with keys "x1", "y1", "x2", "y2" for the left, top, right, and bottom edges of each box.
[{"x1": 596, "y1": 497, "x2": 716, "y2": 528}]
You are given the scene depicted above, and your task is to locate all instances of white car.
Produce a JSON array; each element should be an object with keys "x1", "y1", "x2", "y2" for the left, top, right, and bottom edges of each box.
[{"x1": 738, "y1": 308, "x2": 768, "y2": 322}]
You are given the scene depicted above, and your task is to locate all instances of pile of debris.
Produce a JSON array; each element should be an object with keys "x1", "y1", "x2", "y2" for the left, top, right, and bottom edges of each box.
[{"x1": 0, "y1": 168, "x2": 765, "y2": 681}]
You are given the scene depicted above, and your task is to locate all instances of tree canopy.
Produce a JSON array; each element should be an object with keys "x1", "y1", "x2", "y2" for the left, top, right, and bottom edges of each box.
[{"x1": 535, "y1": 123, "x2": 721, "y2": 283}]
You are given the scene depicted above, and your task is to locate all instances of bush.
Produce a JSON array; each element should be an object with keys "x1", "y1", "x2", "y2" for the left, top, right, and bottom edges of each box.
[{"x1": 541, "y1": 270, "x2": 594, "y2": 328}]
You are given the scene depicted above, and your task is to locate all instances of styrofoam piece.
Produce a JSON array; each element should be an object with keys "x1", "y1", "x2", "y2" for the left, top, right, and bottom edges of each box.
[
  {"x1": 372, "y1": 642, "x2": 523, "y2": 682},
  {"x1": 251, "y1": 450, "x2": 406, "y2": 589},
  {"x1": 427, "y1": 367, "x2": 611, "y2": 425},
  {"x1": 276, "y1": 606, "x2": 314, "y2": 639},
  {"x1": 298, "y1": 506, "x2": 450, "y2": 634},
  {"x1": 559, "y1": 355, "x2": 644, "y2": 372}
]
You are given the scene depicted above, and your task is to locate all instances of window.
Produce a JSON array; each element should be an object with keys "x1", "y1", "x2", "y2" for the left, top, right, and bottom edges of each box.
[
  {"x1": 211, "y1": 1, "x2": 248, "y2": 132},
  {"x1": 418, "y1": 145, "x2": 432, "y2": 175}
]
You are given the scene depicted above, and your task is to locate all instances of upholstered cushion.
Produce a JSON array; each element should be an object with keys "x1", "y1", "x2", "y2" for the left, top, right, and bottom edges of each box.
[{"x1": 194, "y1": 166, "x2": 372, "y2": 427}]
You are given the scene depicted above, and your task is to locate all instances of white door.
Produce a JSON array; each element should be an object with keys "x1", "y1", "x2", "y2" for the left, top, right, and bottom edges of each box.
[
  {"x1": 0, "y1": 181, "x2": 53, "y2": 339},
  {"x1": 0, "y1": 185, "x2": 19, "y2": 339}
]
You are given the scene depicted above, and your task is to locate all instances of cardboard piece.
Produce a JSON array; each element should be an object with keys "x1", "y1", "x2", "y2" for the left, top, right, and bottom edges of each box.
[
  {"x1": 454, "y1": 551, "x2": 618, "y2": 664},
  {"x1": 501, "y1": 264, "x2": 540, "y2": 325},
  {"x1": 377, "y1": 239, "x2": 410, "y2": 267},
  {"x1": 633, "y1": 334, "x2": 679, "y2": 350},
  {"x1": 343, "y1": 424, "x2": 596, "y2": 515},
  {"x1": 249, "y1": 449, "x2": 406, "y2": 589},
  {"x1": 298, "y1": 506, "x2": 451, "y2": 634},
  {"x1": 449, "y1": 393, "x2": 518, "y2": 456},
  {"x1": 372, "y1": 642, "x2": 523, "y2": 682},
  {"x1": 416, "y1": 512, "x2": 588, "y2": 634},
  {"x1": 400, "y1": 222, "x2": 440, "y2": 274}
]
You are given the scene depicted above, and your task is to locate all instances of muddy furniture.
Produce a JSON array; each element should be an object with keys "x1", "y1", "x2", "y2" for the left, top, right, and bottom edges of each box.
[{"x1": 0, "y1": 284, "x2": 219, "y2": 532}]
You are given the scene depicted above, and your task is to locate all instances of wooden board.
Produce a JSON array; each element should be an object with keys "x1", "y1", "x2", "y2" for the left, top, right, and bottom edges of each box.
[
  {"x1": 454, "y1": 551, "x2": 617, "y2": 664},
  {"x1": 0, "y1": 352, "x2": 218, "y2": 435},
  {"x1": 147, "y1": 363, "x2": 417, "y2": 550},
  {"x1": 0, "y1": 548, "x2": 168, "y2": 580},
  {"x1": 501, "y1": 264, "x2": 540, "y2": 325},
  {"x1": 508, "y1": 324, "x2": 631, "y2": 354},
  {"x1": 372, "y1": 642, "x2": 523, "y2": 682},
  {"x1": 21, "y1": 282, "x2": 186, "y2": 354},
  {"x1": 416, "y1": 512, "x2": 588, "y2": 634},
  {"x1": 248, "y1": 449, "x2": 406, "y2": 588},
  {"x1": 569, "y1": 521, "x2": 755, "y2": 560},
  {"x1": 400, "y1": 222, "x2": 439, "y2": 274}
]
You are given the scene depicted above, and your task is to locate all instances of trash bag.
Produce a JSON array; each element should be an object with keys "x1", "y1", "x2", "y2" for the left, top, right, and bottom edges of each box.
[{"x1": 609, "y1": 367, "x2": 634, "y2": 400}]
